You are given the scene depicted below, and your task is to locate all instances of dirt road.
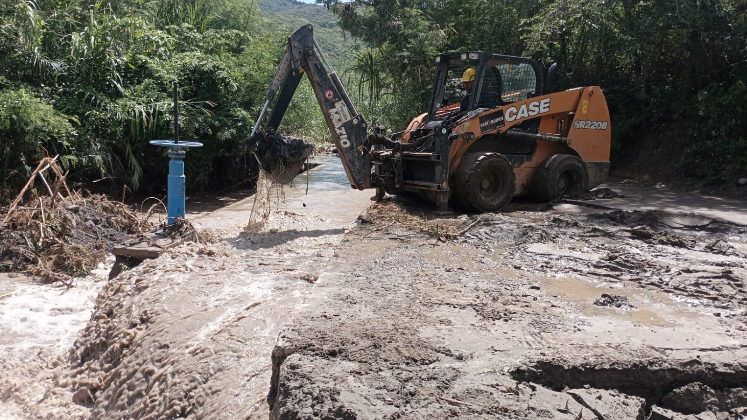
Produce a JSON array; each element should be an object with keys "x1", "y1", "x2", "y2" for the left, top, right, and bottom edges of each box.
[{"x1": 2, "y1": 156, "x2": 745, "y2": 419}]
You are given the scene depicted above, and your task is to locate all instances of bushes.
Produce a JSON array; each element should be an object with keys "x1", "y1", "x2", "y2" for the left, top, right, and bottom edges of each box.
[
  {"x1": 324, "y1": 0, "x2": 747, "y2": 185},
  {"x1": 678, "y1": 82, "x2": 747, "y2": 180},
  {"x1": 0, "y1": 0, "x2": 306, "y2": 203},
  {"x1": 0, "y1": 88, "x2": 76, "y2": 201}
]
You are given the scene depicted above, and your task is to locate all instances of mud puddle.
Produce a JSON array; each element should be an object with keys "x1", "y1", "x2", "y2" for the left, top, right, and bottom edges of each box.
[{"x1": 528, "y1": 270, "x2": 698, "y2": 328}]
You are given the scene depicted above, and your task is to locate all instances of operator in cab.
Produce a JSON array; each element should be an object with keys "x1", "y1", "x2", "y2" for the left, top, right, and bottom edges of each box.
[{"x1": 459, "y1": 67, "x2": 497, "y2": 112}]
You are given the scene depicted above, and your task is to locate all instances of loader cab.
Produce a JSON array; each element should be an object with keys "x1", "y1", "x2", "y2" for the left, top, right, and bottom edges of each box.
[{"x1": 428, "y1": 52, "x2": 546, "y2": 119}]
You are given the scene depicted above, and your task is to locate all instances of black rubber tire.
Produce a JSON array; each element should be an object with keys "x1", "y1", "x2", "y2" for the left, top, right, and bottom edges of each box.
[
  {"x1": 452, "y1": 152, "x2": 515, "y2": 212},
  {"x1": 533, "y1": 154, "x2": 589, "y2": 202}
]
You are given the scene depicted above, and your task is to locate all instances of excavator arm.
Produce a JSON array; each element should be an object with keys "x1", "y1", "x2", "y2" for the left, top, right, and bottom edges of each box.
[{"x1": 248, "y1": 25, "x2": 371, "y2": 189}]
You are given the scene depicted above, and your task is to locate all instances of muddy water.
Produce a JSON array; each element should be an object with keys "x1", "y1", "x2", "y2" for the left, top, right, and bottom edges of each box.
[
  {"x1": 62, "y1": 156, "x2": 371, "y2": 420},
  {"x1": 289, "y1": 154, "x2": 352, "y2": 192},
  {"x1": 536, "y1": 273, "x2": 694, "y2": 327},
  {"x1": 0, "y1": 264, "x2": 111, "y2": 420}
]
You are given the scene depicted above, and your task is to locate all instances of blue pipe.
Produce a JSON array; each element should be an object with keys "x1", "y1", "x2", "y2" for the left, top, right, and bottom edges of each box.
[{"x1": 167, "y1": 149, "x2": 186, "y2": 225}]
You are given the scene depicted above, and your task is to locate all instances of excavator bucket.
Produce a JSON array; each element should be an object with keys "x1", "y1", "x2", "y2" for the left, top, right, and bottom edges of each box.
[{"x1": 252, "y1": 134, "x2": 314, "y2": 185}]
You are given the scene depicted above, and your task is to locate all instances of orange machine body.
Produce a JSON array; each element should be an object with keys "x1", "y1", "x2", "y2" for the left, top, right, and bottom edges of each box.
[{"x1": 405, "y1": 86, "x2": 611, "y2": 199}]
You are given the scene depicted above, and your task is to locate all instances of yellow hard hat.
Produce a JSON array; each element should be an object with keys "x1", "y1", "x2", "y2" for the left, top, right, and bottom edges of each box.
[{"x1": 462, "y1": 68, "x2": 476, "y2": 82}]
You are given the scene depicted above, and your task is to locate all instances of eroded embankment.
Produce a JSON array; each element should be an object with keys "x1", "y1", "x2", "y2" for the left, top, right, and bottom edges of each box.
[{"x1": 268, "y1": 201, "x2": 747, "y2": 420}]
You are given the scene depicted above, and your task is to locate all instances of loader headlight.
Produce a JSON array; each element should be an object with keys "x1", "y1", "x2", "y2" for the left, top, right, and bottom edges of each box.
[
  {"x1": 469, "y1": 53, "x2": 479, "y2": 60},
  {"x1": 461, "y1": 53, "x2": 467, "y2": 61},
  {"x1": 435, "y1": 56, "x2": 441, "y2": 63}
]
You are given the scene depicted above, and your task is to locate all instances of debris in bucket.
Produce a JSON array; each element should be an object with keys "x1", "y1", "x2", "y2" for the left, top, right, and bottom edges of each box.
[
  {"x1": 593, "y1": 293, "x2": 637, "y2": 309},
  {"x1": 244, "y1": 170, "x2": 286, "y2": 233},
  {"x1": 253, "y1": 134, "x2": 314, "y2": 185}
]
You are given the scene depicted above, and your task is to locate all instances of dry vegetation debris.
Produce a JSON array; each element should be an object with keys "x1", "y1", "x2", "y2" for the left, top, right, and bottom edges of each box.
[
  {"x1": 362, "y1": 199, "x2": 481, "y2": 241},
  {"x1": 0, "y1": 157, "x2": 149, "y2": 284}
]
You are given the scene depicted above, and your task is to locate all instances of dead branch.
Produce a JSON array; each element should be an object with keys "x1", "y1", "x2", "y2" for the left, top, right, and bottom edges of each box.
[
  {"x1": 2, "y1": 158, "x2": 47, "y2": 227},
  {"x1": 438, "y1": 396, "x2": 480, "y2": 408},
  {"x1": 38, "y1": 170, "x2": 54, "y2": 197},
  {"x1": 456, "y1": 219, "x2": 481, "y2": 237},
  {"x1": 52, "y1": 168, "x2": 70, "y2": 203}
]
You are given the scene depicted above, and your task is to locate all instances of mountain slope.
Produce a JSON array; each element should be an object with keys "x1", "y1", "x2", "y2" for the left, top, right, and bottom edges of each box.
[{"x1": 257, "y1": 0, "x2": 356, "y2": 72}]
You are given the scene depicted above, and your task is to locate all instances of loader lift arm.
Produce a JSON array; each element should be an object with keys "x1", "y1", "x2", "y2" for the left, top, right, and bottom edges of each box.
[{"x1": 248, "y1": 25, "x2": 371, "y2": 189}]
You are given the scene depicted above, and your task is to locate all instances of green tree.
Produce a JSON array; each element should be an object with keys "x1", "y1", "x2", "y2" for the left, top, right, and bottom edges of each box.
[
  {"x1": 322, "y1": 0, "x2": 747, "y2": 184},
  {"x1": 0, "y1": 0, "x2": 302, "y2": 201}
]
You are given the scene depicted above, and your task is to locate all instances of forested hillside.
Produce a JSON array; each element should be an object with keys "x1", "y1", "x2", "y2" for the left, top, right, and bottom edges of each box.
[
  {"x1": 257, "y1": 0, "x2": 356, "y2": 72},
  {"x1": 321, "y1": 0, "x2": 747, "y2": 185}
]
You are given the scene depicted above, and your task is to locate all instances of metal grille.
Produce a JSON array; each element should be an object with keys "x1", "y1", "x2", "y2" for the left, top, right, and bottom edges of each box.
[
  {"x1": 439, "y1": 61, "x2": 540, "y2": 112},
  {"x1": 486, "y1": 62, "x2": 538, "y2": 104},
  {"x1": 442, "y1": 65, "x2": 471, "y2": 107}
]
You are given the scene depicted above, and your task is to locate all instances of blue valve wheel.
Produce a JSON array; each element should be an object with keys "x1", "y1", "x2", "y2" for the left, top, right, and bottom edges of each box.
[{"x1": 149, "y1": 140, "x2": 203, "y2": 148}]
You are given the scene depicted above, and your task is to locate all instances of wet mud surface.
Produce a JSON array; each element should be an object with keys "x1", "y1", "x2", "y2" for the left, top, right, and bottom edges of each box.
[
  {"x1": 0, "y1": 155, "x2": 370, "y2": 420},
  {"x1": 269, "y1": 200, "x2": 747, "y2": 419},
  {"x1": 3, "y1": 156, "x2": 747, "y2": 420}
]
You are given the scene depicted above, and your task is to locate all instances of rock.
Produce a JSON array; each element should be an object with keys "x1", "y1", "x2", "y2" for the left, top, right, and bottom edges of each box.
[
  {"x1": 593, "y1": 294, "x2": 636, "y2": 309},
  {"x1": 112, "y1": 245, "x2": 162, "y2": 260},
  {"x1": 356, "y1": 215, "x2": 373, "y2": 224},
  {"x1": 109, "y1": 244, "x2": 163, "y2": 279}
]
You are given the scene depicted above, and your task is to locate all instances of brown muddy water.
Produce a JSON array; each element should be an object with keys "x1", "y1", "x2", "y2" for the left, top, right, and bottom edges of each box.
[{"x1": 0, "y1": 154, "x2": 371, "y2": 420}]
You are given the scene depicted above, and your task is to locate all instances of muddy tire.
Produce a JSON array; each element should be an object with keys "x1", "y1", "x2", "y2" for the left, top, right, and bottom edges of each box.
[
  {"x1": 533, "y1": 154, "x2": 589, "y2": 202},
  {"x1": 453, "y1": 153, "x2": 515, "y2": 212}
]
